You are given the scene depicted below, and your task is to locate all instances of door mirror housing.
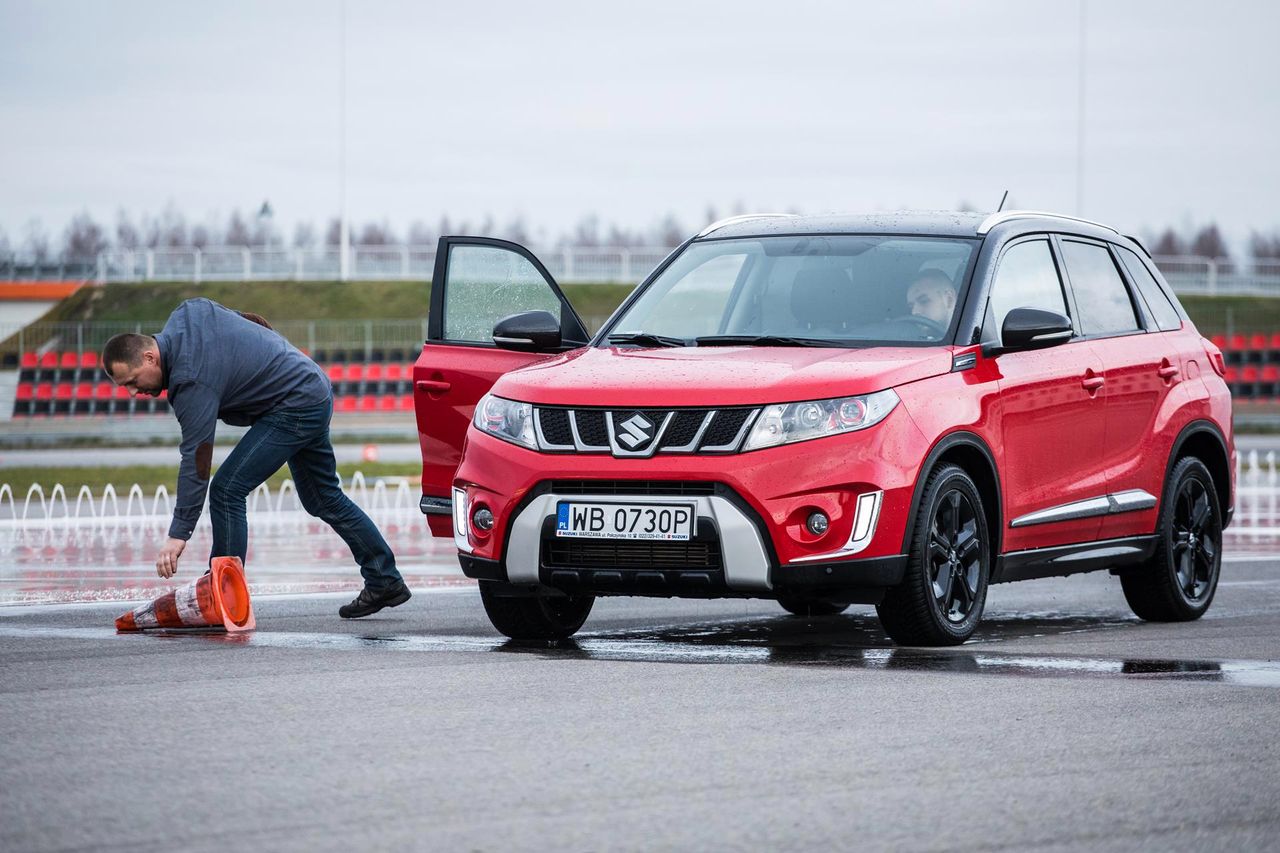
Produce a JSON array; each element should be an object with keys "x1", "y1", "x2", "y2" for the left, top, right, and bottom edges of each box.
[
  {"x1": 994, "y1": 307, "x2": 1073, "y2": 354},
  {"x1": 492, "y1": 310, "x2": 562, "y2": 352}
]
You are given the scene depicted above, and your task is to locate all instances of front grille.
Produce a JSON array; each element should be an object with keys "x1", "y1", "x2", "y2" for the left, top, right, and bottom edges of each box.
[
  {"x1": 543, "y1": 538, "x2": 722, "y2": 570},
  {"x1": 548, "y1": 480, "x2": 716, "y2": 497},
  {"x1": 531, "y1": 405, "x2": 759, "y2": 455},
  {"x1": 538, "y1": 408, "x2": 573, "y2": 446},
  {"x1": 699, "y1": 409, "x2": 752, "y2": 448},
  {"x1": 574, "y1": 410, "x2": 609, "y2": 447},
  {"x1": 658, "y1": 410, "x2": 710, "y2": 449}
]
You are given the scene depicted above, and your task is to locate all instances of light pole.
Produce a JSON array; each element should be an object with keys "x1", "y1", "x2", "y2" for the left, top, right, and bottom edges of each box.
[
  {"x1": 338, "y1": 0, "x2": 350, "y2": 281},
  {"x1": 1075, "y1": 0, "x2": 1087, "y2": 216}
]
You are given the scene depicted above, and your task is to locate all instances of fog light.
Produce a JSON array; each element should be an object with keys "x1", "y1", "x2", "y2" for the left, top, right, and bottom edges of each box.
[
  {"x1": 472, "y1": 506, "x2": 494, "y2": 532},
  {"x1": 806, "y1": 511, "x2": 829, "y2": 535}
]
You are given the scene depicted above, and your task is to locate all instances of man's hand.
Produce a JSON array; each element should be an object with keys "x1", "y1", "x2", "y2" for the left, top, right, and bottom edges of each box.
[{"x1": 156, "y1": 537, "x2": 186, "y2": 578}]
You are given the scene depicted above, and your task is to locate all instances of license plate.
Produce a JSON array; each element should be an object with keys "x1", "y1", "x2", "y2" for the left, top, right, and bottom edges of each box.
[{"x1": 555, "y1": 502, "x2": 695, "y2": 541}]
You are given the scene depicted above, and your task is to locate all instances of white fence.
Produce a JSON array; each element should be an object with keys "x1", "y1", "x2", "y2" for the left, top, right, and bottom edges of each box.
[{"x1": 90, "y1": 245, "x2": 675, "y2": 285}]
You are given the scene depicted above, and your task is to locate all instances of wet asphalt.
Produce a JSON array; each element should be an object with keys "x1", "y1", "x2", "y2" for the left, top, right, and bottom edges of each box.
[{"x1": 2, "y1": 558, "x2": 1279, "y2": 852}]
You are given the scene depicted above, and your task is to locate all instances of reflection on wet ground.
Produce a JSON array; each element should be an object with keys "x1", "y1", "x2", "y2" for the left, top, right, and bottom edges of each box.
[{"x1": 5, "y1": 610, "x2": 1279, "y2": 688}]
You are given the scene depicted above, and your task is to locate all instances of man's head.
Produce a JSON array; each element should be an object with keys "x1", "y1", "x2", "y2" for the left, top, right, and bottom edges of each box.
[
  {"x1": 906, "y1": 270, "x2": 957, "y2": 326},
  {"x1": 102, "y1": 333, "x2": 164, "y2": 397}
]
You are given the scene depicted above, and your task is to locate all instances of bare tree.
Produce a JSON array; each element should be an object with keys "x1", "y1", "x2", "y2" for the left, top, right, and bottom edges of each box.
[
  {"x1": 146, "y1": 206, "x2": 189, "y2": 248},
  {"x1": 1249, "y1": 231, "x2": 1280, "y2": 262},
  {"x1": 293, "y1": 221, "x2": 317, "y2": 249},
  {"x1": 407, "y1": 220, "x2": 436, "y2": 246},
  {"x1": 654, "y1": 213, "x2": 686, "y2": 247},
  {"x1": 23, "y1": 219, "x2": 50, "y2": 261},
  {"x1": 1190, "y1": 224, "x2": 1233, "y2": 272},
  {"x1": 115, "y1": 210, "x2": 142, "y2": 250},
  {"x1": 0, "y1": 225, "x2": 9, "y2": 255},
  {"x1": 1152, "y1": 228, "x2": 1186, "y2": 257},
  {"x1": 570, "y1": 214, "x2": 601, "y2": 248},
  {"x1": 324, "y1": 217, "x2": 342, "y2": 246},
  {"x1": 63, "y1": 212, "x2": 108, "y2": 259},
  {"x1": 503, "y1": 216, "x2": 530, "y2": 245},
  {"x1": 357, "y1": 221, "x2": 396, "y2": 245},
  {"x1": 190, "y1": 223, "x2": 212, "y2": 249},
  {"x1": 225, "y1": 211, "x2": 252, "y2": 247}
]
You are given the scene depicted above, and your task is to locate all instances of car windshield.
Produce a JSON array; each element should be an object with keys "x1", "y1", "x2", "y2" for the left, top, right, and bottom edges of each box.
[{"x1": 602, "y1": 235, "x2": 979, "y2": 346}]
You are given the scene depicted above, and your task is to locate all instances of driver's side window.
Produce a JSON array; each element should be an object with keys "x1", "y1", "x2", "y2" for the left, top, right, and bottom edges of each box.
[{"x1": 986, "y1": 239, "x2": 1070, "y2": 342}]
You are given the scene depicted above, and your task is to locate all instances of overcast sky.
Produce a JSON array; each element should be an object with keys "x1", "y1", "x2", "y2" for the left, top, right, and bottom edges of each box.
[{"x1": 1, "y1": 0, "x2": 1277, "y2": 249}]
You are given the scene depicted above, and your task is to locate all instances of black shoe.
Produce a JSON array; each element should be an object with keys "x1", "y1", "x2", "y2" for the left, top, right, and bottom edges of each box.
[{"x1": 339, "y1": 581, "x2": 412, "y2": 619}]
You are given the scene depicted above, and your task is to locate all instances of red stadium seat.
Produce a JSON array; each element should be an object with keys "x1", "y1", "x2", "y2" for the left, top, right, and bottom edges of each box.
[
  {"x1": 346, "y1": 364, "x2": 365, "y2": 382},
  {"x1": 357, "y1": 395, "x2": 376, "y2": 412},
  {"x1": 59, "y1": 352, "x2": 78, "y2": 369},
  {"x1": 1229, "y1": 333, "x2": 1247, "y2": 351},
  {"x1": 326, "y1": 364, "x2": 345, "y2": 383},
  {"x1": 377, "y1": 394, "x2": 397, "y2": 412},
  {"x1": 337, "y1": 396, "x2": 357, "y2": 413},
  {"x1": 20, "y1": 352, "x2": 38, "y2": 368},
  {"x1": 397, "y1": 394, "x2": 415, "y2": 412},
  {"x1": 366, "y1": 364, "x2": 384, "y2": 382},
  {"x1": 384, "y1": 364, "x2": 404, "y2": 382},
  {"x1": 1224, "y1": 367, "x2": 1239, "y2": 383},
  {"x1": 16, "y1": 382, "x2": 33, "y2": 400},
  {"x1": 1242, "y1": 366, "x2": 1260, "y2": 382},
  {"x1": 1210, "y1": 334, "x2": 1227, "y2": 349},
  {"x1": 13, "y1": 383, "x2": 34, "y2": 416},
  {"x1": 80, "y1": 351, "x2": 99, "y2": 369}
]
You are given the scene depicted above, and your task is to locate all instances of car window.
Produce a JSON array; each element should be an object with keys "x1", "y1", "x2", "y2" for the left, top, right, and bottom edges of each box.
[
  {"x1": 1116, "y1": 246, "x2": 1181, "y2": 332},
  {"x1": 987, "y1": 239, "x2": 1069, "y2": 339},
  {"x1": 606, "y1": 235, "x2": 978, "y2": 345},
  {"x1": 1060, "y1": 241, "x2": 1140, "y2": 337},
  {"x1": 443, "y1": 245, "x2": 563, "y2": 343}
]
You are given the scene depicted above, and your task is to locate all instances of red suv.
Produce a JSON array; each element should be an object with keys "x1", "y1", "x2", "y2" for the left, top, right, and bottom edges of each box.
[{"x1": 413, "y1": 211, "x2": 1234, "y2": 645}]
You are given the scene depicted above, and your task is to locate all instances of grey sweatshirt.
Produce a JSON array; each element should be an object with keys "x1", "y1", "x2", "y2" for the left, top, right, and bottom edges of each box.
[{"x1": 154, "y1": 298, "x2": 330, "y2": 540}]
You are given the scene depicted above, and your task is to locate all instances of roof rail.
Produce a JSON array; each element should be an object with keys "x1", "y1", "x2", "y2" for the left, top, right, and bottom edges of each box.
[
  {"x1": 976, "y1": 210, "x2": 1118, "y2": 236},
  {"x1": 697, "y1": 213, "x2": 796, "y2": 238}
]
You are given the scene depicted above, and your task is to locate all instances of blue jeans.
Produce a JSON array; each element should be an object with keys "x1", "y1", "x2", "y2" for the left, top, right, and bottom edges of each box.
[{"x1": 208, "y1": 399, "x2": 402, "y2": 590}]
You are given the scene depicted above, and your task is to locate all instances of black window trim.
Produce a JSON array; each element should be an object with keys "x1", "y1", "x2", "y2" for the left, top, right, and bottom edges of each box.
[
  {"x1": 1050, "y1": 233, "x2": 1147, "y2": 343},
  {"x1": 1111, "y1": 242, "x2": 1185, "y2": 333}
]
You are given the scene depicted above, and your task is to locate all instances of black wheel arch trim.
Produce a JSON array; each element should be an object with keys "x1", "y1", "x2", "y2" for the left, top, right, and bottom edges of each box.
[
  {"x1": 902, "y1": 431, "x2": 1004, "y2": 556},
  {"x1": 1164, "y1": 419, "x2": 1233, "y2": 528}
]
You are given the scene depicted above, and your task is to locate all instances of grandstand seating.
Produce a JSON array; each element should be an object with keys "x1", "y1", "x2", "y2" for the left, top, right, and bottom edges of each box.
[{"x1": 6, "y1": 351, "x2": 417, "y2": 418}]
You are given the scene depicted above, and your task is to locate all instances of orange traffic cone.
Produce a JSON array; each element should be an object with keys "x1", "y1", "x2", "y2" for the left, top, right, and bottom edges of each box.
[{"x1": 116, "y1": 556, "x2": 256, "y2": 633}]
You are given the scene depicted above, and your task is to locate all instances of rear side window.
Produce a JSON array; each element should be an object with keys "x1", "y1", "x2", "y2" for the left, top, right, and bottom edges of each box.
[
  {"x1": 987, "y1": 239, "x2": 1069, "y2": 338},
  {"x1": 1060, "y1": 240, "x2": 1140, "y2": 337},
  {"x1": 1116, "y1": 247, "x2": 1182, "y2": 332}
]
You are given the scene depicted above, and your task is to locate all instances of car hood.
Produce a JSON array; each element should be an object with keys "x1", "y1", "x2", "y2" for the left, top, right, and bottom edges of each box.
[{"x1": 492, "y1": 344, "x2": 958, "y2": 407}]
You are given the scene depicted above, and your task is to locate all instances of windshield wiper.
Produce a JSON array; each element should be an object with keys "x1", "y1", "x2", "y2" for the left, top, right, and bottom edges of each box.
[
  {"x1": 606, "y1": 331, "x2": 689, "y2": 348},
  {"x1": 694, "y1": 334, "x2": 838, "y2": 348}
]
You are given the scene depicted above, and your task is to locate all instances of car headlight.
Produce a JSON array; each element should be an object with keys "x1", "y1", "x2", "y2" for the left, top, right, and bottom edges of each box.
[
  {"x1": 742, "y1": 389, "x2": 899, "y2": 451},
  {"x1": 472, "y1": 393, "x2": 537, "y2": 450}
]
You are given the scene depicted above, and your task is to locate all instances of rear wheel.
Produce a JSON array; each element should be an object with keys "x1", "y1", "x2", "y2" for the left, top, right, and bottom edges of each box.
[
  {"x1": 877, "y1": 464, "x2": 990, "y2": 646},
  {"x1": 1121, "y1": 457, "x2": 1222, "y2": 621},
  {"x1": 478, "y1": 583, "x2": 594, "y2": 640},
  {"x1": 777, "y1": 598, "x2": 849, "y2": 617}
]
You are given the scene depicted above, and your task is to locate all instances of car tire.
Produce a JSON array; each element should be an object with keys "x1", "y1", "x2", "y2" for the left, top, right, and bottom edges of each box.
[
  {"x1": 478, "y1": 583, "x2": 594, "y2": 640},
  {"x1": 877, "y1": 463, "x2": 991, "y2": 646},
  {"x1": 1120, "y1": 456, "x2": 1222, "y2": 622},
  {"x1": 777, "y1": 598, "x2": 850, "y2": 617}
]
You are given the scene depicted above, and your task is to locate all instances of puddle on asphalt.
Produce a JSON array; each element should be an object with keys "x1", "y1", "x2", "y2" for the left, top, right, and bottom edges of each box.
[{"x1": 4, "y1": 613, "x2": 1280, "y2": 688}]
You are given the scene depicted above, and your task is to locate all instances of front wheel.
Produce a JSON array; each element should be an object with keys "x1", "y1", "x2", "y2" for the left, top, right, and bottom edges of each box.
[
  {"x1": 479, "y1": 583, "x2": 594, "y2": 640},
  {"x1": 1120, "y1": 457, "x2": 1222, "y2": 621},
  {"x1": 876, "y1": 464, "x2": 991, "y2": 646}
]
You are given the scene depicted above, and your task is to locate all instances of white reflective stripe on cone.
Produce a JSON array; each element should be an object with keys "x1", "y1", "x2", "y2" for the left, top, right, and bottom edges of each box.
[
  {"x1": 130, "y1": 601, "x2": 160, "y2": 629},
  {"x1": 174, "y1": 582, "x2": 205, "y2": 626}
]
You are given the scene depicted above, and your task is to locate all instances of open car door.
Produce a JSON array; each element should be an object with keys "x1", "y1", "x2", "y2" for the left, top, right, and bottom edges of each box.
[{"x1": 415, "y1": 237, "x2": 589, "y2": 535}]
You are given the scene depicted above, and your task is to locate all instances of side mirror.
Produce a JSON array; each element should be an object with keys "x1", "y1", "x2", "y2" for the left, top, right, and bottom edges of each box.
[
  {"x1": 492, "y1": 310, "x2": 562, "y2": 353},
  {"x1": 997, "y1": 307, "x2": 1073, "y2": 353}
]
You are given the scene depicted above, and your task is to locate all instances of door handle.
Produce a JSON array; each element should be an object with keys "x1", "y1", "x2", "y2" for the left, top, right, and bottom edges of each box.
[
  {"x1": 415, "y1": 379, "x2": 452, "y2": 394},
  {"x1": 1157, "y1": 360, "x2": 1180, "y2": 381},
  {"x1": 1081, "y1": 373, "x2": 1105, "y2": 393}
]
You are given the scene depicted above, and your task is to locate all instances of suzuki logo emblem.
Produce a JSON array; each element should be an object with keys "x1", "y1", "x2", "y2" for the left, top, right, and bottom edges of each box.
[{"x1": 617, "y1": 413, "x2": 654, "y2": 449}]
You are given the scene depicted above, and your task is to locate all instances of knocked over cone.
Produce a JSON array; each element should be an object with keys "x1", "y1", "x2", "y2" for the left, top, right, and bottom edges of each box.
[{"x1": 116, "y1": 556, "x2": 255, "y2": 633}]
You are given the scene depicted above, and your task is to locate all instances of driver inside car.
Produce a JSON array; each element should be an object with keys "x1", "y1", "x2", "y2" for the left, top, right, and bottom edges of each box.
[{"x1": 905, "y1": 269, "x2": 957, "y2": 333}]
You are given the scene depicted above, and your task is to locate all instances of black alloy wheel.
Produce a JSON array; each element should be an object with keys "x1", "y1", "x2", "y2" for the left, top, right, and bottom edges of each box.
[
  {"x1": 930, "y1": 489, "x2": 983, "y2": 623},
  {"x1": 877, "y1": 463, "x2": 991, "y2": 646},
  {"x1": 1121, "y1": 456, "x2": 1222, "y2": 621},
  {"x1": 479, "y1": 583, "x2": 595, "y2": 640}
]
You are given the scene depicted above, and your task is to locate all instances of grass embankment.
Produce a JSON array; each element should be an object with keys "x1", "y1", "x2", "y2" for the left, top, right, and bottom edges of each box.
[
  {"x1": 1179, "y1": 296, "x2": 1280, "y2": 336},
  {"x1": 0, "y1": 461, "x2": 418, "y2": 498}
]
